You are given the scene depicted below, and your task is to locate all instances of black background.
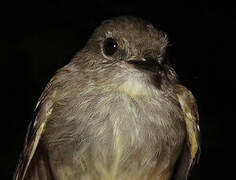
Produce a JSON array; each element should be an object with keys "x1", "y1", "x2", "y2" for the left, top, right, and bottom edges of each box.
[{"x1": 2, "y1": 0, "x2": 235, "y2": 179}]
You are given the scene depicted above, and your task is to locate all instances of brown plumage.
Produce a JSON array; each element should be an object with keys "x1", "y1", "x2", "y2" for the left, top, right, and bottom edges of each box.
[{"x1": 13, "y1": 16, "x2": 200, "y2": 180}]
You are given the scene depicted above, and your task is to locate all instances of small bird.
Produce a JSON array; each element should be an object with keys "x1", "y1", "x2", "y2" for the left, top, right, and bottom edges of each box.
[{"x1": 14, "y1": 16, "x2": 200, "y2": 180}]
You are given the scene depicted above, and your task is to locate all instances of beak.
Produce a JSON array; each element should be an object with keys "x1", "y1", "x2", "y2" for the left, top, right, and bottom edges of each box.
[
  {"x1": 126, "y1": 57, "x2": 161, "y2": 72},
  {"x1": 126, "y1": 57, "x2": 146, "y2": 63},
  {"x1": 127, "y1": 57, "x2": 159, "y2": 66}
]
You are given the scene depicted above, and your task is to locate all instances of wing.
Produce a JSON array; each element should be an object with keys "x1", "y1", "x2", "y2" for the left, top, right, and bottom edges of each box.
[
  {"x1": 13, "y1": 79, "x2": 57, "y2": 180},
  {"x1": 173, "y1": 85, "x2": 200, "y2": 180}
]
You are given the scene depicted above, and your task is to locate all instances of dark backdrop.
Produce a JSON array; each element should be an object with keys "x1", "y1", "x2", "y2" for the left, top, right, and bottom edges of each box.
[{"x1": 3, "y1": 0, "x2": 235, "y2": 179}]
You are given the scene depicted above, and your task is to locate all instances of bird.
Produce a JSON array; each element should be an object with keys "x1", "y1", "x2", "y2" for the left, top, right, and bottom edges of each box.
[{"x1": 13, "y1": 16, "x2": 200, "y2": 180}]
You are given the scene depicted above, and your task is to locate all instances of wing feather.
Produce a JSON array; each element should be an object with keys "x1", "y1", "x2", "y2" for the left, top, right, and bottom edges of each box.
[
  {"x1": 13, "y1": 81, "x2": 57, "y2": 180},
  {"x1": 174, "y1": 85, "x2": 200, "y2": 179}
]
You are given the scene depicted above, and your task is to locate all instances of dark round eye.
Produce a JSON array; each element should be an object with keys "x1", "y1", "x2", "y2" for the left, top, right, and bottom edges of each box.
[{"x1": 103, "y1": 38, "x2": 118, "y2": 56}]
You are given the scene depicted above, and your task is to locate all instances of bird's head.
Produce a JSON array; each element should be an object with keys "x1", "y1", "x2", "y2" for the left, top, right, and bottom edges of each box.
[{"x1": 73, "y1": 16, "x2": 177, "y2": 96}]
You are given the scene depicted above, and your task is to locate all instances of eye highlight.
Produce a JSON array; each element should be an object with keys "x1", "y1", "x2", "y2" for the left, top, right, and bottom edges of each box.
[{"x1": 103, "y1": 38, "x2": 118, "y2": 56}]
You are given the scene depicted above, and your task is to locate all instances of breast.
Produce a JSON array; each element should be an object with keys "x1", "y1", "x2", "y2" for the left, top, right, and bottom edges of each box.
[{"x1": 44, "y1": 87, "x2": 186, "y2": 180}]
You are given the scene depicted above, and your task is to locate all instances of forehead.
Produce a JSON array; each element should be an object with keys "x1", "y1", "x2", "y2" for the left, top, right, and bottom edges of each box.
[
  {"x1": 92, "y1": 17, "x2": 167, "y2": 52},
  {"x1": 95, "y1": 17, "x2": 160, "y2": 41}
]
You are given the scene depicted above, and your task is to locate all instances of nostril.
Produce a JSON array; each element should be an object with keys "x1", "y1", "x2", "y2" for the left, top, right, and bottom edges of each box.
[
  {"x1": 143, "y1": 50, "x2": 163, "y2": 64},
  {"x1": 143, "y1": 55, "x2": 158, "y2": 65}
]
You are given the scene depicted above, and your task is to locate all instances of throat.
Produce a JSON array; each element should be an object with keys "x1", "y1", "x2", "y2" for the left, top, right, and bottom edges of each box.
[{"x1": 118, "y1": 77, "x2": 154, "y2": 98}]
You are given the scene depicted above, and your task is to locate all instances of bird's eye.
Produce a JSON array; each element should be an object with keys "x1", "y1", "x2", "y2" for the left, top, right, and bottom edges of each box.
[{"x1": 103, "y1": 38, "x2": 118, "y2": 56}]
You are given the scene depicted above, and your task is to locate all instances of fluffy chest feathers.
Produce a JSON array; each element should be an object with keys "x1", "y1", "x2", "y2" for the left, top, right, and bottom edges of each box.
[{"x1": 44, "y1": 78, "x2": 186, "y2": 179}]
